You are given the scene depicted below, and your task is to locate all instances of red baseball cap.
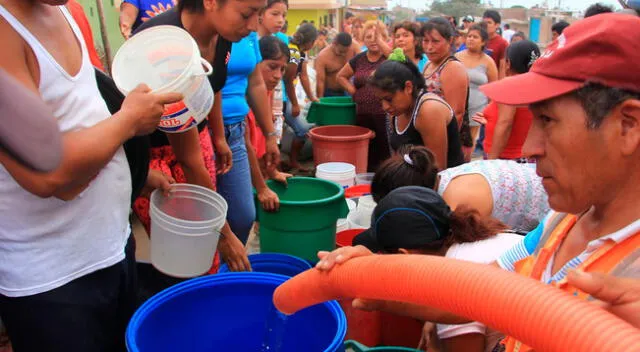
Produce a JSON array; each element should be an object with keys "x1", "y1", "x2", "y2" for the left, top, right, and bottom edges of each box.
[{"x1": 480, "y1": 13, "x2": 640, "y2": 105}]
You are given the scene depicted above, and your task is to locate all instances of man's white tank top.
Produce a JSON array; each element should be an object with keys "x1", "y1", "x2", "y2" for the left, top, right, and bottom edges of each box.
[{"x1": 0, "y1": 5, "x2": 132, "y2": 297}]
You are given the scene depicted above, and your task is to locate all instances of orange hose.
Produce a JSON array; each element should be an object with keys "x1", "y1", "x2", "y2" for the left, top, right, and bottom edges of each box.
[{"x1": 273, "y1": 255, "x2": 640, "y2": 352}]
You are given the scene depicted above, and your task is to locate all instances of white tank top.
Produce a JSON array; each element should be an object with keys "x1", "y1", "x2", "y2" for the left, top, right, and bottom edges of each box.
[{"x1": 0, "y1": 6, "x2": 132, "y2": 297}]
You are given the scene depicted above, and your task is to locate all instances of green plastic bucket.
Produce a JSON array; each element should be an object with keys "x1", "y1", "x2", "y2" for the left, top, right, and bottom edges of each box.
[
  {"x1": 344, "y1": 340, "x2": 421, "y2": 352},
  {"x1": 307, "y1": 97, "x2": 356, "y2": 126},
  {"x1": 257, "y1": 177, "x2": 349, "y2": 261}
]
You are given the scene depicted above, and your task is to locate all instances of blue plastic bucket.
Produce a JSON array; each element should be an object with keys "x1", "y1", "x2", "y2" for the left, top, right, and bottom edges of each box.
[
  {"x1": 218, "y1": 253, "x2": 312, "y2": 277},
  {"x1": 126, "y1": 273, "x2": 346, "y2": 352}
]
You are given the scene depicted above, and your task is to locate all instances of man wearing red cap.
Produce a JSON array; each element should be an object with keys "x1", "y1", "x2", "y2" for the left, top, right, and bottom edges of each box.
[{"x1": 316, "y1": 13, "x2": 640, "y2": 352}]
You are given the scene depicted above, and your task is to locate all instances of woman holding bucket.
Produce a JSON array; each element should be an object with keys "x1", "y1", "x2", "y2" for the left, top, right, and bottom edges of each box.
[{"x1": 131, "y1": 0, "x2": 271, "y2": 272}]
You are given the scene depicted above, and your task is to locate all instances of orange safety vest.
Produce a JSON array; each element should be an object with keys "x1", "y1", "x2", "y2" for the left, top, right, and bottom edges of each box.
[{"x1": 502, "y1": 212, "x2": 640, "y2": 352}]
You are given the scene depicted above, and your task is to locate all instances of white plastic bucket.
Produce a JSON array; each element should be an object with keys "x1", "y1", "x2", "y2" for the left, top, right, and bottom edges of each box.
[
  {"x1": 149, "y1": 184, "x2": 227, "y2": 278},
  {"x1": 348, "y1": 210, "x2": 372, "y2": 230},
  {"x1": 112, "y1": 25, "x2": 214, "y2": 133},
  {"x1": 357, "y1": 195, "x2": 377, "y2": 214},
  {"x1": 316, "y1": 162, "x2": 356, "y2": 189},
  {"x1": 355, "y1": 173, "x2": 375, "y2": 185},
  {"x1": 336, "y1": 199, "x2": 356, "y2": 232}
]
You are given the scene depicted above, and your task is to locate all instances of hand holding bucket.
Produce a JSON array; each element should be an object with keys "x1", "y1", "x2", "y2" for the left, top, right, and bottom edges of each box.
[{"x1": 112, "y1": 26, "x2": 216, "y2": 133}]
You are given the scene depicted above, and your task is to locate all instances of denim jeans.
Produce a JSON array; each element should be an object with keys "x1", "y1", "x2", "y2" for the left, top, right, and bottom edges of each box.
[
  {"x1": 215, "y1": 121, "x2": 256, "y2": 245},
  {"x1": 284, "y1": 100, "x2": 310, "y2": 140}
]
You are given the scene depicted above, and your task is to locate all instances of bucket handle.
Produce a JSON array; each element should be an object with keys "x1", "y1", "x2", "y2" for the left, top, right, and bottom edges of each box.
[{"x1": 194, "y1": 58, "x2": 214, "y2": 77}]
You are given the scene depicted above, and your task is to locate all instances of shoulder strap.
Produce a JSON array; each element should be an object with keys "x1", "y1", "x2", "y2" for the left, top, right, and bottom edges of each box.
[
  {"x1": 412, "y1": 93, "x2": 454, "y2": 125},
  {"x1": 435, "y1": 56, "x2": 457, "y2": 74}
]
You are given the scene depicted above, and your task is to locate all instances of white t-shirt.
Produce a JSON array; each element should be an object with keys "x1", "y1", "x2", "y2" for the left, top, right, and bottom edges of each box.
[
  {"x1": 437, "y1": 233, "x2": 522, "y2": 352},
  {"x1": 503, "y1": 29, "x2": 516, "y2": 43}
]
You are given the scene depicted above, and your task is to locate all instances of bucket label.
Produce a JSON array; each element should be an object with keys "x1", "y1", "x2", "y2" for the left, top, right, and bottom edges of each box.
[{"x1": 157, "y1": 76, "x2": 214, "y2": 133}]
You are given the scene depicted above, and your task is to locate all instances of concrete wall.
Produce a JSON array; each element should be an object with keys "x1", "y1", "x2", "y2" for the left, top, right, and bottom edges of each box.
[{"x1": 287, "y1": 9, "x2": 331, "y2": 35}]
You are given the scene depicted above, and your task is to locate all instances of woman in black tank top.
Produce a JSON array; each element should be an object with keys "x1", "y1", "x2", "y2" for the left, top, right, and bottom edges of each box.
[{"x1": 368, "y1": 49, "x2": 464, "y2": 169}]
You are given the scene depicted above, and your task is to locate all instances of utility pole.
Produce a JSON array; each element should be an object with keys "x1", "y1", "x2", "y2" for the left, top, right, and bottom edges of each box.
[{"x1": 95, "y1": 0, "x2": 113, "y2": 73}]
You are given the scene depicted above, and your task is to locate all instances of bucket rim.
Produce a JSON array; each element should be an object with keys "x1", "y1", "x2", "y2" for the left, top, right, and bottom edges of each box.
[
  {"x1": 308, "y1": 125, "x2": 374, "y2": 142},
  {"x1": 263, "y1": 177, "x2": 345, "y2": 207},
  {"x1": 150, "y1": 183, "x2": 228, "y2": 226},
  {"x1": 112, "y1": 25, "x2": 199, "y2": 95},
  {"x1": 218, "y1": 253, "x2": 313, "y2": 274},
  {"x1": 125, "y1": 272, "x2": 346, "y2": 352}
]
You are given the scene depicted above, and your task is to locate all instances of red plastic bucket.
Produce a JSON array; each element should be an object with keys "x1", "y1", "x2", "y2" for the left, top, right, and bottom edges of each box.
[
  {"x1": 344, "y1": 185, "x2": 371, "y2": 199},
  {"x1": 309, "y1": 125, "x2": 374, "y2": 174},
  {"x1": 339, "y1": 299, "x2": 382, "y2": 347},
  {"x1": 336, "y1": 229, "x2": 365, "y2": 248}
]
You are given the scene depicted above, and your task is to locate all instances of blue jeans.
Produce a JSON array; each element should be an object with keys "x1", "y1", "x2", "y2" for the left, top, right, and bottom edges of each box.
[
  {"x1": 215, "y1": 122, "x2": 255, "y2": 245},
  {"x1": 284, "y1": 100, "x2": 310, "y2": 140}
]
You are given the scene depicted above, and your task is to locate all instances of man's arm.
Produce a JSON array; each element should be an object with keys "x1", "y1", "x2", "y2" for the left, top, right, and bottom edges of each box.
[
  {"x1": 337, "y1": 62, "x2": 356, "y2": 96},
  {"x1": 300, "y1": 61, "x2": 317, "y2": 102},
  {"x1": 488, "y1": 104, "x2": 516, "y2": 159},
  {"x1": 119, "y1": 1, "x2": 139, "y2": 39},
  {"x1": 315, "y1": 54, "x2": 327, "y2": 98}
]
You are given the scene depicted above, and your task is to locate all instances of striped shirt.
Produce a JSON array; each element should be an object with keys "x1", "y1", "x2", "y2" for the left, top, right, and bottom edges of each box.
[{"x1": 498, "y1": 212, "x2": 640, "y2": 283}]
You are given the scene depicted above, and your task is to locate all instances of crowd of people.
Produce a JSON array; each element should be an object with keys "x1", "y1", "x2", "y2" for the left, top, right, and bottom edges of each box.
[{"x1": 0, "y1": 0, "x2": 639, "y2": 351}]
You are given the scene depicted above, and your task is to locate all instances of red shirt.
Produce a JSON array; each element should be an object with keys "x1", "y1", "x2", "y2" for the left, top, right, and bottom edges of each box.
[
  {"x1": 67, "y1": 0, "x2": 105, "y2": 71},
  {"x1": 486, "y1": 35, "x2": 509, "y2": 68},
  {"x1": 483, "y1": 101, "x2": 533, "y2": 159}
]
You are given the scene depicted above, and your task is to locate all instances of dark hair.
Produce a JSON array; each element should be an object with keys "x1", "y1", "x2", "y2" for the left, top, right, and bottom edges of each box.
[
  {"x1": 551, "y1": 21, "x2": 570, "y2": 34},
  {"x1": 262, "y1": 0, "x2": 288, "y2": 12},
  {"x1": 468, "y1": 23, "x2": 489, "y2": 48},
  {"x1": 259, "y1": 35, "x2": 290, "y2": 62},
  {"x1": 511, "y1": 31, "x2": 526, "y2": 42},
  {"x1": 393, "y1": 21, "x2": 424, "y2": 60},
  {"x1": 426, "y1": 205, "x2": 508, "y2": 250},
  {"x1": 482, "y1": 9, "x2": 501, "y2": 24},
  {"x1": 584, "y1": 3, "x2": 613, "y2": 17},
  {"x1": 335, "y1": 32, "x2": 353, "y2": 47},
  {"x1": 369, "y1": 59, "x2": 426, "y2": 101},
  {"x1": 371, "y1": 146, "x2": 438, "y2": 203},
  {"x1": 506, "y1": 39, "x2": 540, "y2": 74},
  {"x1": 567, "y1": 83, "x2": 640, "y2": 129},
  {"x1": 345, "y1": 11, "x2": 354, "y2": 19},
  {"x1": 291, "y1": 23, "x2": 318, "y2": 46},
  {"x1": 178, "y1": 0, "x2": 208, "y2": 12},
  {"x1": 421, "y1": 17, "x2": 456, "y2": 43},
  {"x1": 282, "y1": 20, "x2": 288, "y2": 32},
  {"x1": 504, "y1": 23, "x2": 511, "y2": 29}
]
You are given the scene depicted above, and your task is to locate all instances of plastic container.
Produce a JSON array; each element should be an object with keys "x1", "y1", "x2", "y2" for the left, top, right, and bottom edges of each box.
[
  {"x1": 112, "y1": 25, "x2": 214, "y2": 133},
  {"x1": 316, "y1": 162, "x2": 356, "y2": 189},
  {"x1": 307, "y1": 97, "x2": 356, "y2": 126},
  {"x1": 218, "y1": 253, "x2": 312, "y2": 277},
  {"x1": 357, "y1": 195, "x2": 377, "y2": 215},
  {"x1": 126, "y1": 273, "x2": 346, "y2": 352},
  {"x1": 355, "y1": 173, "x2": 375, "y2": 185},
  {"x1": 309, "y1": 125, "x2": 375, "y2": 173},
  {"x1": 149, "y1": 184, "x2": 227, "y2": 278},
  {"x1": 344, "y1": 340, "x2": 420, "y2": 352},
  {"x1": 347, "y1": 210, "x2": 372, "y2": 230},
  {"x1": 336, "y1": 199, "x2": 356, "y2": 233},
  {"x1": 336, "y1": 229, "x2": 365, "y2": 248},
  {"x1": 345, "y1": 184, "x2": 372, "y2": 199},
  {"x1": 257, "y1": 177, "x2": 350, "y2": 261}
]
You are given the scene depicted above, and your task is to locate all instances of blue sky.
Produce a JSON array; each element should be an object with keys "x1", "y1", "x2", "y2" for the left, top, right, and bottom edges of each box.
[{"x1": 392, "y1": 0, "x2": 623, "y2": 12}]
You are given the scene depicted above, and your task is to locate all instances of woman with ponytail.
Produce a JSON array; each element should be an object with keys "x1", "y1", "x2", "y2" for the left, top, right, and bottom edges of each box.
[
  {"x1": 369, "y1": 49, "x2": 464, "y2": 169},
  {"x1": 351, "y1": 185, "x2": 520, "y2": 352},
  {"x1": 353, "y1": 186, "x2": 522, "y2": 352}
]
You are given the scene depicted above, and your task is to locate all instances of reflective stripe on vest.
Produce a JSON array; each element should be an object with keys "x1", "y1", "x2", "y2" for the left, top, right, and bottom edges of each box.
[{"x1": 503, "y1": 212, "x2": 640, "y2": 352}]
